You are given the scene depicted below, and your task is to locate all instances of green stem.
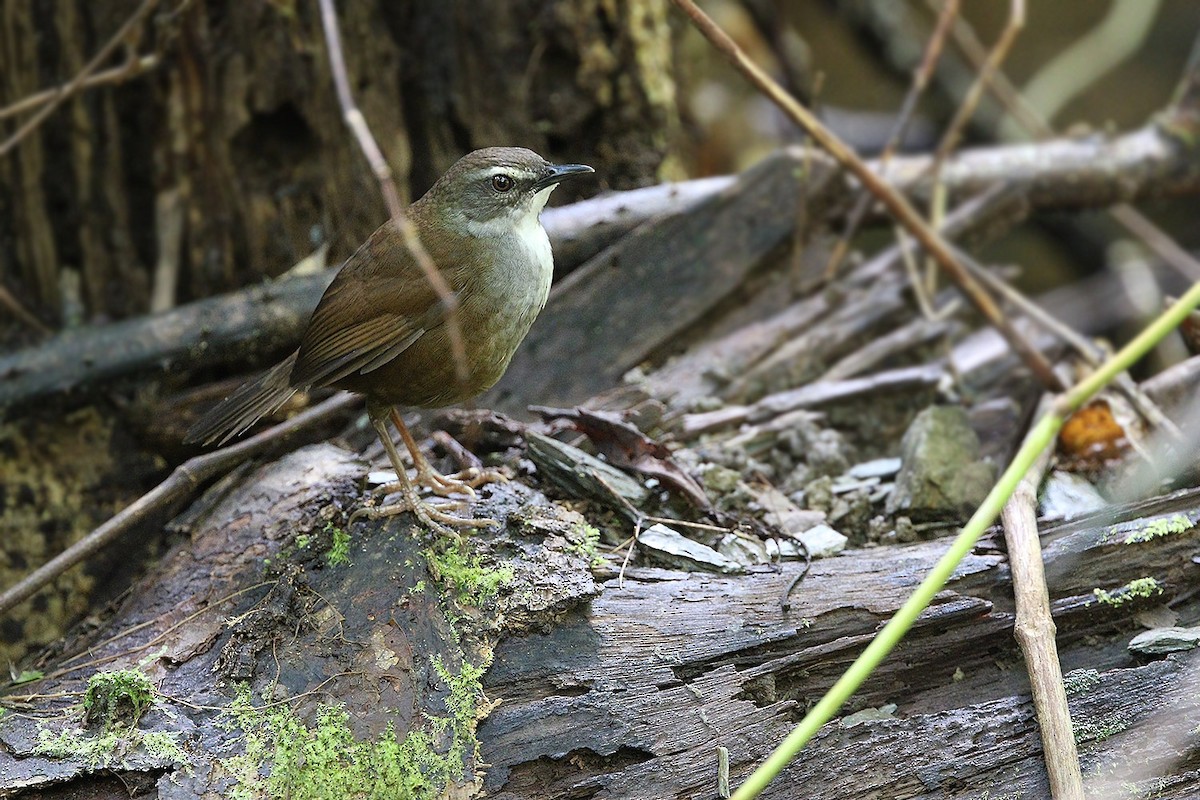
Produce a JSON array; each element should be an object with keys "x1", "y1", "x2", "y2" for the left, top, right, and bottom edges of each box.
[{"x1": 731, "y1": 281, "x2": 1200, "y2": 800}]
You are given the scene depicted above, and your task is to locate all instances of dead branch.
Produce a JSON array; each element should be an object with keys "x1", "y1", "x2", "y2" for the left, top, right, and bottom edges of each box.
[
  {"x1": 670, "y1": 0, "x2": 1063, "y2": 393},
  {"x1": 826, "y1": 0, "x2": 961, "y2": 278},
  {"x1": 1001, "y1": 395, "x2": 1084, "y2": 800},
  {"x1": 0, "y1": 0, "x2": 162, "y2": 158},
  {"x1": 0, "y1": 272, "x2": 334, "y2": 409},
  {"x1": 0, "y1": 54, "x2": 159, "y2": 122}
]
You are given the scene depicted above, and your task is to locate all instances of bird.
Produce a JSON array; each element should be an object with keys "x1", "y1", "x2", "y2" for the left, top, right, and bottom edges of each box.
[{"x1": 185, "y1": 147, "x2": 594, "y2": 534}]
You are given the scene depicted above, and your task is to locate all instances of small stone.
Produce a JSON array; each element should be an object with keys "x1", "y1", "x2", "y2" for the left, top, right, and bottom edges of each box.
[
  {"x1": 763, "y1": 537, "x2": 804, "y2": 560},
  {"x1": 754, "y1": 485, "x2": 826, "y2": 536},
  {"x1": 717, "y1": 534, "x2": 769, "y2": 565},
  {"x1": 700, "y1": 464, "x2": 744, "y2": 494},
  {"x1": 893, "y1": 516, "x2": 918, "y2": 543},
  {"x1": 848, "y1": 457, "x2": 902, "y2": 480},
  {"x1": 868, "y1": 483, "x2": 893, "y2": 504},
  {"x1": 1039, "y1": 470, "x2": 1108, "y2": 520},
  {"x1": 804, "y1": 476, "x2": 835, "y2": 513},
  {"x1": 797, "y1": 524, "x2": 847, "y2": 557},
  {"x1": 831, "y1": 476, "x2": 880, "y2": 495},
  {"x1": 886, "y1": 406, "x2": 995, "y2": 521}
]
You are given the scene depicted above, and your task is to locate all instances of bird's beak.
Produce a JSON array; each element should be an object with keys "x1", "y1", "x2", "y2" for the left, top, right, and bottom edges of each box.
[{"x1": 534, "y1": 162, "x2": 595, "y2": 191}]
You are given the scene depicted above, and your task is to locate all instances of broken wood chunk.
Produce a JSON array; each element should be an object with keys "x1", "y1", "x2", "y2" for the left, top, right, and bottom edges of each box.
[
  {"x1": 532, "y1": 406, "x2": 711, "y2": 510},
  {"x1": 679, "y1": 364, "x2": 945, "y2": 437},
  {"x1": 525, "y1": 431, "x2": 650, "y2": 515},
  {"x1": 637, "y1": 523, "x2": 744, "y2": 574}
]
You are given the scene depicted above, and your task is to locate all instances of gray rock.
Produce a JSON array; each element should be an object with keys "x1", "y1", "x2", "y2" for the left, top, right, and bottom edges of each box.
[
  {"x1": 848, "y1": 457, "x2": 902, "y2": 480},
  {"x1": 1128, "y1": 626, "x2": 1200, "y2": 656},
  {"x1": 797, "y1": 523, "x2": 847, "y2": 557},
  {"x1": 831, "y1": 476, "x2": 881, "y2": 495},
  {"x1": 1039, "y1": 470, "x2": 1108, "y2": 520},
  {"x1": 763, "y1": 537, "x2": 804, "y2": 560},
  {"x1": 886, "y1": 406, "x2": 995, "y2": 521},
  {"x1": 717, "y1": 533, "x2": 770, "y2": 565}
]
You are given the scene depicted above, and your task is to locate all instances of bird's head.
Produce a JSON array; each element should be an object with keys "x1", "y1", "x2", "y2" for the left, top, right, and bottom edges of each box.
[{"x1": 424, "y1": 147, "x2": 594, "y2": 237}]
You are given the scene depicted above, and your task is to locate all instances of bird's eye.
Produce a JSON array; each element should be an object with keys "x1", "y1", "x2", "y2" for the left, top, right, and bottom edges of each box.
[{"x1": 490, "y1": 174, "x2": 514, "y2": 192}]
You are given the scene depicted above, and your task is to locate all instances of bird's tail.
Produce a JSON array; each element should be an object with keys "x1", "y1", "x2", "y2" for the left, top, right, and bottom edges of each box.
[{"x1": 184, "y1": 352, "x2": 301, "y2": 446}]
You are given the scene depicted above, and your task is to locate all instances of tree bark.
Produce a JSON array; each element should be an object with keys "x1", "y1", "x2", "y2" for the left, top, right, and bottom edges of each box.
[
  {"x1": 3, "y1": 445, "x2": 1199, "y2": 798},
  {"x1": 0, "y1": 0, "x2": 681, "y2": 326}
]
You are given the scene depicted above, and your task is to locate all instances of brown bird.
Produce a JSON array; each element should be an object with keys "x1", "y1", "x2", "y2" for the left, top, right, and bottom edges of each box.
[{"x1": 185, "y1": 147, "x2": 594, "y2": 533}]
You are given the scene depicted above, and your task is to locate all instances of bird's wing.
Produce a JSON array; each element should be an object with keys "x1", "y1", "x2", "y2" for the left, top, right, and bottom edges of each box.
[{"x1": 290, "y1": 222, "x2": 454, "y2": 389}]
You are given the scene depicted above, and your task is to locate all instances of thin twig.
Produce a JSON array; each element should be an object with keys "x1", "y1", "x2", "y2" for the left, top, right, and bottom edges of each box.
[
  {"x1": 1000, "y1": 394, "x2": 1084, "y2": 800},
  {"x1": 31, "y1": 582, "x2": 273, "y2": 686},
  {"x1": 314, "y1": 0, "x2": 469, "y2": 389},
  {"x1": 619, "y1": 519, "x2": 642, "y2": 590},
  {"x1": 0, "y1": 281, "x2": 51, "y2": 335},
  {"x1": 935, "y1": 0, "x2": 1026, "y2": 164},
  {"x1": 0, "y1": 392, "x2": 361, "y2": 617},
  {"x1": 0, "y1": 54, "x2": 159, "y2": 122},
  {"x1": 925, "y1": 0, "x2": 1025, "y2": 294},
  {"x1": 825, "y1": 0, "x2": 961, "y2": 279},
  {"x1": 670, "y1": 0, "x2": 1064, "y2": 393},
  {"x1": 0, "y1": 0, "x2": 161, "y2": 157},
  {"x1": 938, "y1": 0, "x2": 1200, "y2": 283}
]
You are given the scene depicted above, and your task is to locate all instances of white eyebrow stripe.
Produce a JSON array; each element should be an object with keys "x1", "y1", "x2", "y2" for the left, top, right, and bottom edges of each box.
[{"x1": 480, "y1": 165, "x2": 535, "y2": 179}]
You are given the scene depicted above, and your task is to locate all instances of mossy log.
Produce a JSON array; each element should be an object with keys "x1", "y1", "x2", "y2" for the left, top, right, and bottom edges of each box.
[{"x1": 3, "y1": 442, "x2": 1199, "y2": 798}]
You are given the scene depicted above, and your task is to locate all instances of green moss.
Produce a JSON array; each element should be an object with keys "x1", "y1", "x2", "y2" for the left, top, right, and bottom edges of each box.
[
  {"x1": 83, "y1": 668, "x2": 155, "y2": 728},
  {"x1": 36, "y1": 724, "x2": 187, "y2": 769},
  {"x1": 1063, "y1": 668, "x2": 1101, "y2": 696},
  {"x1": 1122, "y1": 514, "x2": 1194, "y2": 544},
  {"x1": 1092, "y1": 577, "x2": 1164, "y2": 607},
  {"x1": 424, "y1": 539, "x2": 512, "y2": 608},
  {"x1": 34, "y1": 667, "x2": 187, "y2": 770},
  {"x1": 326, "y1": 523, "x2": 352, "y2": 568},
  {"x1": 1073, "y1": 712, "x2": 1130, "y2": 744},
  {"x1": 566, "y1": 522, "x2": 603, "y2": 567},
  {"x1": 221, "y1": 655, "x2": 490, "y2": 800}
]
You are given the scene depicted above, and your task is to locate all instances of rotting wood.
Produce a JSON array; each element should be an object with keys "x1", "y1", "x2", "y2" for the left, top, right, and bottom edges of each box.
[
  {"x1": 0, "y1": 271, "x2": 335, "y2": 410},
  {"x1": 3, "y1": 446, "x2": 1199, "y2": 798}
]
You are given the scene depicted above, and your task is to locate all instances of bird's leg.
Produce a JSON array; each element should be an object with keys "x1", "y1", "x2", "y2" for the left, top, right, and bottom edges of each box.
[
  {"x1": 352, "y1": 401, "x2": 497, "y2": 534},
  {"x1": 390, "y1": 408, "x2": 507, "y2": 497}
]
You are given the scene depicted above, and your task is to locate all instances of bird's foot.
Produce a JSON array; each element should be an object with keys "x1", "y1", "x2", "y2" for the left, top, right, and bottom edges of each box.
[
  {"x1": 413, "y1": 464, "x2": 508, "y2": 499},
  {"x1": 351, "y1": 489, "x2": 499, "y2": 537}
]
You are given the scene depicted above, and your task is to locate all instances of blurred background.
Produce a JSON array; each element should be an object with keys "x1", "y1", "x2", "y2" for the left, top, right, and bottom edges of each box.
[{"x1": 3, "y1": 0, "x2": 1199, "y2": 344}]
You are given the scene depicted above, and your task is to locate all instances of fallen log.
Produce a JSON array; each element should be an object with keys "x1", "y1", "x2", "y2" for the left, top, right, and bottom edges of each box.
[{"x1": 3, "y1": 441, "x2": 1198, "y2": 798}]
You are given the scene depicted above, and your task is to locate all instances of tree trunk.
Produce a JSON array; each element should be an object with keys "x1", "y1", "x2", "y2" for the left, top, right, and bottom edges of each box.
[{"x1": 0, "y1": 0, "x2": 681, "y2": 326}]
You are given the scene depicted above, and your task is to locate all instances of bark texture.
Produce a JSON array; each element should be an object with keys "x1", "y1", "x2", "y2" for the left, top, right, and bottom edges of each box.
[{"x1": 0, "y1": 0, "x2": 681, "y2": 325}]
